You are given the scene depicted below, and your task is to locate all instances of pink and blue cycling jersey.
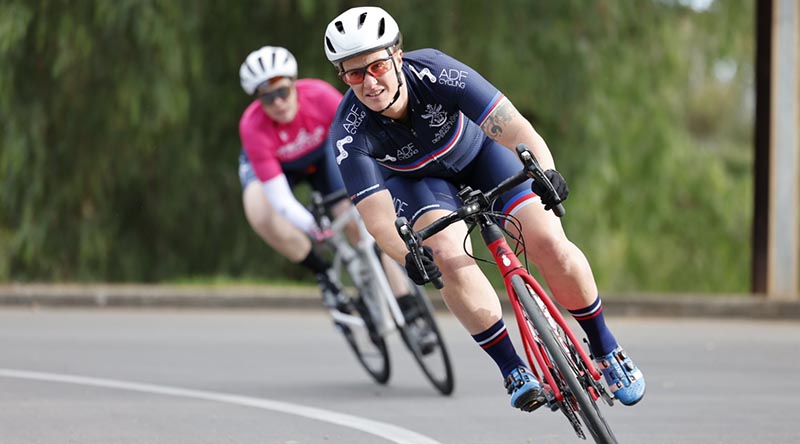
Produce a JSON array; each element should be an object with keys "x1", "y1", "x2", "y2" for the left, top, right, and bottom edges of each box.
[{"x1": 239, "y1": 78, "x2": 343, "y2": 182}]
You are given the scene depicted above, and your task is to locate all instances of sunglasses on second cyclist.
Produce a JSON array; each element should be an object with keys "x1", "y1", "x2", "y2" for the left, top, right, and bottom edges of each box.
[
  {"x1": 338, "y1": 56, "x2": 395, "y2": 86},
  {"x1": 256, "y1": 76, "x2": 293, "y2": 105},
  {"x1": 257, "y1": 86, "x2": 292, "y2": 105}
]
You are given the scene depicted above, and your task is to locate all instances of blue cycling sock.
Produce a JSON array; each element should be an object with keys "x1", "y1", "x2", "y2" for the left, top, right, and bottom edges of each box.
[
  {"x1": 472, "y1": 319, "x2": 525, "y2": 378},
  {"x1": 569, "y1": 296, "x2": 618, "y2": 357}
]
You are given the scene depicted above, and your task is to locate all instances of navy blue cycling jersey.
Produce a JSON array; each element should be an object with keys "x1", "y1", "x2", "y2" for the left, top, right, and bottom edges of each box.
[{"x1": 329, "y1": 48, "x2": 507, "y2": 204}]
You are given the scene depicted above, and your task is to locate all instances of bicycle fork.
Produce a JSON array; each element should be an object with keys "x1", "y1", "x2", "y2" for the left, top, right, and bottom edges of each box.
[{"x1": 477, "y1": 218, "x2": 602, "y2": 402}]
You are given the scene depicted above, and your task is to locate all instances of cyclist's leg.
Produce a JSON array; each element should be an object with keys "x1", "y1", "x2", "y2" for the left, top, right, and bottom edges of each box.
[
  {"x1": 472, "y1": 143, "x2": 646, "y2": 406},
  {"x1": 388, "y1": 177, "x2": 499, "y2": 332},
  {"x1": 390, "y1": 176, "x2": 544, "y2": 411},
  {"x1": 509, "y1": 202, "x2": 644, "y2": 404},
  {"x1": 240, "y1": 151, "x2": 312, "y2": 262},
  {"x1": 239, "y1": 150, "x2": 345, "y2": 308},
  {"x1": 462, "y1": 142, "x2": 598, "y2": 311},
  {"x1": 468, "y1": 143, "x2": 607, "y2": 319}
]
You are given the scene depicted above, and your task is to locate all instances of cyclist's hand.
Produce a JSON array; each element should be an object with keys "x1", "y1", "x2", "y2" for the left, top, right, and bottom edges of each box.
[
  {"x1": 531, "y1": 169, "x2": 569, "y2": 211},
  {"x1": 404, "y1": 246, "x2": 442, "y2": 285},
  {"x1": 308, "y1": 226, "x2": 333, "y2": 243}
]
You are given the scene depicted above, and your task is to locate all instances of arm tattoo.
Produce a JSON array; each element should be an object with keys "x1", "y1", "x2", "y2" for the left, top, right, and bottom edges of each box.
[{"x1": 480, "y1": 100, "x2": 518, "y2": 140}]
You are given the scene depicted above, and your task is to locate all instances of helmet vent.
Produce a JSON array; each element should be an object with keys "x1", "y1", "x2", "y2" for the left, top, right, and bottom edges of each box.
[
  {"x1": 240, "y1": 46, "x2": 297, "y2": 95},
  {"x1": 378, "y1": 18, "x2": 385, "y2": 37},
  {"x1": 323, "y1": 7, "x2": 399, "y2": 64}
]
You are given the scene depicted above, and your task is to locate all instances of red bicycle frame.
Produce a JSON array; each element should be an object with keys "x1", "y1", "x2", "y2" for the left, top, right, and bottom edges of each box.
[
  {"x1": 482, "y1": 224, "x2": 602, "y2": 402},
  {"x1": 395, "y1": 143, "x2": 620, "y2": 442}
]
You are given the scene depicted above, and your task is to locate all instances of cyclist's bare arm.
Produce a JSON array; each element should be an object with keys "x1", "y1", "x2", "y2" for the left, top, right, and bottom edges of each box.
[
  {"x1": 479, "y1": 98, "x2": 556, "y2": 171},
  {"x1": 354, "y1": 189, "x2": 410, "y2": 264}
]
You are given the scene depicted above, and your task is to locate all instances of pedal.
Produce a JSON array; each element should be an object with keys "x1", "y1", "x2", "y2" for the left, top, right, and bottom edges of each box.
[
  {"x1": 542, "y1": 385, "x2": 560, "y2": 412},
  {"x1": 513, "y1": 384, "x2": 548, "y2": 413},
  {"x1": 521, "y1": 398, "x2": 546, "y2": 412}
]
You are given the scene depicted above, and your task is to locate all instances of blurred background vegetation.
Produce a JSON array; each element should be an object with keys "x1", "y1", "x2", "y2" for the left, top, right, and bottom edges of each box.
[{"x1": 0, "y1": 0, "x2": 754, "y2": 292}]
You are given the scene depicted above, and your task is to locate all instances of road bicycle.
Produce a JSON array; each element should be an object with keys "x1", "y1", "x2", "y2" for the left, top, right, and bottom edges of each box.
[
  {"x1": 309, "y1": 190, "x2": 454, "y2": 396},
  {"x1": 396, "y1": 144, "x2": 618, "y2": 442}
]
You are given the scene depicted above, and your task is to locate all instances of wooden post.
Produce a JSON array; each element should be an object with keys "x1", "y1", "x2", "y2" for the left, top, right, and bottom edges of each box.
[{"x1": 766, "y1": 0, "x2": 799, "y2": 299}]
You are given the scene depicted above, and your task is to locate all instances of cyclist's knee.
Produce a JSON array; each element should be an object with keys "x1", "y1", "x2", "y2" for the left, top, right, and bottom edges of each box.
[
  {"x1": 526, "y1": 231, "x2": 573, "y2": 268},
  {"x1": 244, "y1": 186, "x2": 310, "y2": 256},
  {"x1": 424, "y1": 233, "x2": 462, "y2": 261},
  {"x1": 424, "y1": 239, "x2": 480, "y2": 281},
  {"x1": 243, "y1": 183, "x2": 272, "y2": 228}
]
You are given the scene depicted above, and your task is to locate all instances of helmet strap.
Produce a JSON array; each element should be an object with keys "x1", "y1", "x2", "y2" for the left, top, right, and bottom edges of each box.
[{"x1": 378, "y1": 49, "x2": 404, "y2": 115}]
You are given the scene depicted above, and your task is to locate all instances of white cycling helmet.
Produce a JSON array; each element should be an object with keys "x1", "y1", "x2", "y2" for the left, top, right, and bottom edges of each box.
[
  {"x1": 239, "y1": 46, "x2": 298, "y2": 95},
  {"x1": 324, "y1": 6, "x2": 401, "y2": 65}
]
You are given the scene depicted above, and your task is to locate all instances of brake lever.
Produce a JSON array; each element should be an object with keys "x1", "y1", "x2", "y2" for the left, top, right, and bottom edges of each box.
[
  {"x1": 515, "y1": 145, "x2": 566, "y2": 217},
  {"x1": 395, "y1": 217, "x2": 444, "y2": 289}
]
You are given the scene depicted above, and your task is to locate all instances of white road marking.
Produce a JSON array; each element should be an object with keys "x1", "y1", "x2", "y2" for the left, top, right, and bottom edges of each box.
[{"x1": 0, "y1": 368, "x2": 443, "y2": 444}]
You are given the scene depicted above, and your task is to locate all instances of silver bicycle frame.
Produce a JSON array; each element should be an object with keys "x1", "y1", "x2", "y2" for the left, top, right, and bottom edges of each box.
[{"x1": 323, "y1": 205, "x2": 406, "y2": 336}]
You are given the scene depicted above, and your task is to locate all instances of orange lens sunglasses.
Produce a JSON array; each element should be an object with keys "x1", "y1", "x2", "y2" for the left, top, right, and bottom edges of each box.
[{"x1": 339, "y1": 56, "x2": 395, "y2": 85}]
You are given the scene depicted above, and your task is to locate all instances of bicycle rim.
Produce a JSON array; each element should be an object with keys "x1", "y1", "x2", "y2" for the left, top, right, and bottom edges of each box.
[
  {"x1": 511, "y1": 275, "x2": 618, "y2": 444},
  {"x1": 398, "y1": 281, "x2": 455, "y2": 395}
]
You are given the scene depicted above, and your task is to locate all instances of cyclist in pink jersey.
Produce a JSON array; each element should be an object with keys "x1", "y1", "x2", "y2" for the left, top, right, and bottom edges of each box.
[
  {"x1": 238, "y1": 45, "x2": 416, "y2": 315},
  {"x1": 238, "y1": 45, "x2": 352, "y2": 309}
]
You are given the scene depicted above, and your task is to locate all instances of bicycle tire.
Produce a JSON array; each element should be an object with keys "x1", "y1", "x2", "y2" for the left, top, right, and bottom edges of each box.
[
  {"x1": 335, "y1": 253, "x2": 391, "y2": 385},
  {"x1": 511, "y1": 275, "x2": 618, "y2": 444},
  {"x1": 397, "y1": 278, "x2": 455, "y2": 396}
]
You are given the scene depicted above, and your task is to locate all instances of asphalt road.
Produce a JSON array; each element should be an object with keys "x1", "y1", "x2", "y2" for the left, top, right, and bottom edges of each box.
[{"x1": 1, "y1": 307, "x2": 798, "y2": 444}]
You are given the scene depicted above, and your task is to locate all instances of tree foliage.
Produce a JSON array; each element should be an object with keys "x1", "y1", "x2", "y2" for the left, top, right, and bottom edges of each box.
[{"x1": 0, "y1": 0, "x2": 754, "y2": 292}]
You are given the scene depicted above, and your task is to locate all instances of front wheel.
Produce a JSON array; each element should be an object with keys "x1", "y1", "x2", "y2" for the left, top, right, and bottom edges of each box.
[
  {"x1": 511, "y1": 275, "x2": 618, "y2": 444},
  {"x1": 333, "y1": 253, "x2": 391, "y2": 385},
  {"x1": 397, "y1": 278, "x2": 455, "y2": 396}
]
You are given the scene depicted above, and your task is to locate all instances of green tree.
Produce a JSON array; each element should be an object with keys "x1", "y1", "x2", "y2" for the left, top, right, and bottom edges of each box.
[{"x1": 0, "y1": 0, "x2": 754, "y2": 292}]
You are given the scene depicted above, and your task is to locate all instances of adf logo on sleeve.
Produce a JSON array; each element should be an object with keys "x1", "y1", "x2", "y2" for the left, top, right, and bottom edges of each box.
[{"x1": 335, "y1": 136, "x2": 353, "y2": 165}]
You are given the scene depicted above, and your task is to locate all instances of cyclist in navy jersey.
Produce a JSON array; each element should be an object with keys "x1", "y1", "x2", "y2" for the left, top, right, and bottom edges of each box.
[{"x1": 324, "y1": 6, "x2": 645, "y2": 411}]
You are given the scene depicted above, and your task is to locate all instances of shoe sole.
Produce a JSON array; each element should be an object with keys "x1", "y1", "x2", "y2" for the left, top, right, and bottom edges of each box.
[{"x1": 512, "y1": 386, "x2": 546, "y2": 412}]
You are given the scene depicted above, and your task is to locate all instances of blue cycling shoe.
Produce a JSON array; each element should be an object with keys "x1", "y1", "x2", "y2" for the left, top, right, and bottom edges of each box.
[
  {"x1": 595, "y1": 346, "x2": 645, "y2": 406},
  {"x1": 504, "y1": 366, "x2": 546, "y2": 412}
]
